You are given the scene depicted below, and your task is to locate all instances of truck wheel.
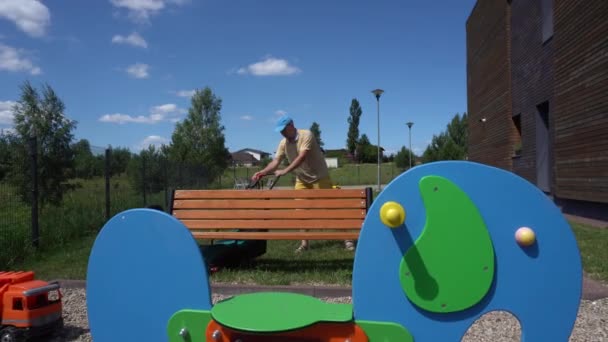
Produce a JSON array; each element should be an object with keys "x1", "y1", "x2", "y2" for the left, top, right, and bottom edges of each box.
[{"x1": 0, "y1": 327, "x2": 19, "y2": 342}]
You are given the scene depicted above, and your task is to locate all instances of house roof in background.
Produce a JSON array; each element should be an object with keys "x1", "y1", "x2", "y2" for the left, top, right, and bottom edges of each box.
[{"x1": 234, "y1": 148, "x2": 271, "y2": 155}]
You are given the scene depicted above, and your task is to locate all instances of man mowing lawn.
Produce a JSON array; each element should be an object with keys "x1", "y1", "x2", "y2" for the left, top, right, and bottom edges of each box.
[{"x1": 252, "y1": 114, "x2": 356, "y2": 253}]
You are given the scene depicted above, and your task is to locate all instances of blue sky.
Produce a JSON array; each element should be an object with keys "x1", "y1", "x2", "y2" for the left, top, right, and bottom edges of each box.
[{"x1": 0, "y1": 0, "x2": 477, "y2": 157}]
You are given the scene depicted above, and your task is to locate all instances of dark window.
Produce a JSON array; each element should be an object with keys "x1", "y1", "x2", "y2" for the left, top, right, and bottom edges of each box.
[
  {"x1": 541, "y1": 0, "x2": 554, "y2": 43},
  {"x1": 512, "y1": 114, "x2": 522, "y2": 156},
  {"x1": 13, "y1": 298, "x2": 23, "y2": 310}
]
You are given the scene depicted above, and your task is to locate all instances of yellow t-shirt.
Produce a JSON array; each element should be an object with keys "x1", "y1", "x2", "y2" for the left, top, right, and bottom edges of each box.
[{"x1": 275, "y1": 129, "x2": 330, "y2": 184}]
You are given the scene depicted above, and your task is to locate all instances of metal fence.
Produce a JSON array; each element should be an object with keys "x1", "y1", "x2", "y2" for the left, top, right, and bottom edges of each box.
[
  {"x1": 0, "y1": 139, "x2": 407, "y2": 268},
  {"x1": 0, "y1": 143, "x2": 213, "y2": 268}
]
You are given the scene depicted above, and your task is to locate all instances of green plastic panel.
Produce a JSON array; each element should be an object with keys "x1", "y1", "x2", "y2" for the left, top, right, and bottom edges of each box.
[
  {"x1": 211, "y1": 292, "x2": 353, "y2": 333},
  {"x1": 399, "y1": 175, "x2": 495, "y2": 313},
  {"x1": 167, "y1": 309, "x2": 212, "y2": 342},
  {"x1": 357, "y1": 320, "x2": 414, "y2": 342}
]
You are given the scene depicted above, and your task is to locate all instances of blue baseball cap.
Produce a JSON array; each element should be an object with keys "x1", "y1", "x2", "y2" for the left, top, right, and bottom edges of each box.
[{"x1": 274, "y1": 114, "x2": 293, "y2": 132}]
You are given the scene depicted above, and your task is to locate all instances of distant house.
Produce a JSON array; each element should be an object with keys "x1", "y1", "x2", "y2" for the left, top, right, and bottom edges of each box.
[
  {"x1": 230, "y1": 148, "x2": 271, "y2": 167},
  {"x1": 325, "y1": 157, "x2": 339, "y2": 168}
]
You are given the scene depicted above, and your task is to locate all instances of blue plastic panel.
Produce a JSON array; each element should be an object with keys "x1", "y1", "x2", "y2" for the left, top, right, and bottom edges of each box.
[
  {"x1": 352, "y1": 161, "x2": 582, "y2": 341},
  {"x1": 86, "y1": 208, "x2": 212, "y2": 342}
]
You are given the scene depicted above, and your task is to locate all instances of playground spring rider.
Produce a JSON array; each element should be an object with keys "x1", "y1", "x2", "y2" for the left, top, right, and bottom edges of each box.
[{"x1": 86, "y1": 161, "x2": 583, "y2": 341}]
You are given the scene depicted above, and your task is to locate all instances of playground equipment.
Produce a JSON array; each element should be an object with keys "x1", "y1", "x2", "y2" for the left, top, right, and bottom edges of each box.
[
  {"x1": 86, "y1": 161, "x2": 583, "y2": 341},
  {"x1": 0, "y1": 271, "x2": 64, "y2": 341}
]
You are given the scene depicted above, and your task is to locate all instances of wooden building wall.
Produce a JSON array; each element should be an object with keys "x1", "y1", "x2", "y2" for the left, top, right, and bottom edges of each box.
[
  {"x1": 466, "y1": 0, "x2": 516, "y2": 170},
  {"x1": 510, "y1": 0, "x2": 555, "y2": 189},
  {"x1": 467, "y1": 0, "x2": 608, "y2": 205},
  {"x1": 553, "y1": 0, "x2": 608, "y2": 203}
]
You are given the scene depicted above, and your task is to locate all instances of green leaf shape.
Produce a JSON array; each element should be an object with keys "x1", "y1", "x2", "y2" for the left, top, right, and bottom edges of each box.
[
  {"x1": 356, "y1": 320, "x2": 414, "y2": 342},
  {"x1": 211, "y1": 292, "x2": 353, "y2": 333},
  {"x1": 399, "y1": 175, "x2": 495, "y2": 313},
  {"x1": 167, "y1": 309, "x2": 212, "y2": 342}
]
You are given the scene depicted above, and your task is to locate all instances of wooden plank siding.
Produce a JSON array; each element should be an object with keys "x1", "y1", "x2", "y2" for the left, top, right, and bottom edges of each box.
[
  {"x1": 509, "y1": 0, "x2": 555, "y2": 187},
  {"x1": 553, "y1": 0, "x2": 608, "y2": 203},
  {"x1": 467, "y1": 0, "x2": 608, "y2": 205},
  {"x1": 466, "y1": 0, "x2": 516, "y2": 170}
]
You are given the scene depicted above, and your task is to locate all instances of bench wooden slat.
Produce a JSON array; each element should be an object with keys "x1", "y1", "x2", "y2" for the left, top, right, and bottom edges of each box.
[
  {"x1": 173, "y1": 199, "x2": 366, "y2": 209},
  {"x1": 192, "y1": 231, "x2": 361, "y2": 240},
  {"x1": 173, "y1": 209, "x2": 366, "y2": 220},
  {"x1": 180, "y1": 219, "x2": 363, "y2": 229},
  {"x1": 174, "y1": 189, "x2": 366, "y2": 199},
  {"x1": 170, "y1": 187, "x2": 372, "y2": 241}
]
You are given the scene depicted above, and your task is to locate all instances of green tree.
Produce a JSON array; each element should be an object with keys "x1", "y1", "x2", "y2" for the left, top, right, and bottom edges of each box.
[
  {"x1": 394, "y1": 146, "x2": 416, "y2": 169},
  {"x1": 167, "y1": 87, "x2": 230, "y2": 186},
  {"x1": 309, "y1": 121, "x2": 324, "y2": 150},
  {"x1": 347, "y1": 99, "x2": 362, "y2": 161},
  {"x1": 355, "y1": 134, "x2": 376, "y2": 163},
  {"x1": 422, "y1": 113, "x2": 468, "y2": 163},
  {"x1": 71, "y1": 139, "x2": 101, "y2": 179},
  {"x1": 8, "y1": 81, "x2": 77, "y2": 205},
  {"x1": 259, "y1": 155, "x2": 272, "y2": 168},
  {"x1": 0, "y1": 130, "x2": 14, "y2": 181},
  {"x1": 108, "y1": 146, "x2": 132, "y2": 175},
  {"x1": 127, "y1": 145, "x2": 167, "y2": 195}
]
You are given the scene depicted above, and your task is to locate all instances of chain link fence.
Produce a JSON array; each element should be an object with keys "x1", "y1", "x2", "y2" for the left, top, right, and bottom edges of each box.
[
  {"x1": 0, "y1": 139, "x2": 407, "y2": 269},
  {"x1": 0, "y1": 143, "x2": 215, "y2": 268}
]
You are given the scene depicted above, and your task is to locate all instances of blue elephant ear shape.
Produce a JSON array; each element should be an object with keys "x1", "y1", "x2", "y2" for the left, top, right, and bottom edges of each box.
[
  {"x1": 86, "y1": 208, "x2": 212, "y2": 342},
  {"x1": 351, "y1": 160, "x2": 582, "y2": 342}
]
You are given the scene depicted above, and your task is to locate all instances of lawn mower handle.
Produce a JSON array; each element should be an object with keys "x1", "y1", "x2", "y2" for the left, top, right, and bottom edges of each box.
[{"x1": 246, "y1": 174, "x2": 281, "y2": 190}]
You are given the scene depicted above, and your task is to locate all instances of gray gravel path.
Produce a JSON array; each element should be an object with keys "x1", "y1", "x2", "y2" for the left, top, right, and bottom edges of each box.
[{"x1": 48, "y1": 288, "x2": 608, "y2": 342}]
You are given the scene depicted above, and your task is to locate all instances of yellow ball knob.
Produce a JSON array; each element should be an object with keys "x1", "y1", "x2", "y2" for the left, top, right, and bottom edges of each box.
[
  {"x1": 380, "y1": 201, "x2": 406, "y2": 228},
  {"x1": 515, "y1": 227, "x2": 536, "y2": 247}
]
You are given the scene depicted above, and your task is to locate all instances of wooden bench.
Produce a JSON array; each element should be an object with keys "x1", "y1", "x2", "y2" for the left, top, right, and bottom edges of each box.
[{"x1": 169, "y1": 187, "x2": 373, "y2": 241}]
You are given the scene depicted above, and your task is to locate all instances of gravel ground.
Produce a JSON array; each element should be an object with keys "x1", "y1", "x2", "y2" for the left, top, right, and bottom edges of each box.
[{"x1": 48, "y1": 288, "x2": 608, "y2": 341}]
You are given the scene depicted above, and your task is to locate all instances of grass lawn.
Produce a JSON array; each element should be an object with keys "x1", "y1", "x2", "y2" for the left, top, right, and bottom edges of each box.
[
  {"x1": 570, "y1": 222, "x2": 608, "y2": 284},
  {"x1": 11, "y1": 221, "x2": 608, "y2": 286}
]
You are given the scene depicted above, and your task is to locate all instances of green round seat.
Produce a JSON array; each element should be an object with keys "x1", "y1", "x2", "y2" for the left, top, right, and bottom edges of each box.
[{"x1": 211, "y1": 292, "x2": 353, "y2": 333}]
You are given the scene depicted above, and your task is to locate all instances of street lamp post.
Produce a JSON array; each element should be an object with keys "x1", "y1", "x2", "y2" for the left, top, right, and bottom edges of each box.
[
  {"x1": 371, "y1": 89, "x2": 384, "y2": 192},
  {"x1": 406, "y1": 122, "x2": 414, "y2": 169}
]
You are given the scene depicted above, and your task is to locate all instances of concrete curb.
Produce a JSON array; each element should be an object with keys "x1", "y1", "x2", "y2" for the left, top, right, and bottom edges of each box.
[{"x1": 53, "y1": 278, "x2": 608, "y2": 300}]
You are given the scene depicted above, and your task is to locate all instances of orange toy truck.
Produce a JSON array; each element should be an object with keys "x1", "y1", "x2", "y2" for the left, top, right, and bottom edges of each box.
[{"x1": 0, "y1": 271, "x2": 63, "y2": 341}]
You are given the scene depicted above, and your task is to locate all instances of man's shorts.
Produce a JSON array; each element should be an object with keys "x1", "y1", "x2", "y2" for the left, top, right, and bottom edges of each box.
[{"x1": 294, "y1": 176, "x2": 333, "y2": 189}]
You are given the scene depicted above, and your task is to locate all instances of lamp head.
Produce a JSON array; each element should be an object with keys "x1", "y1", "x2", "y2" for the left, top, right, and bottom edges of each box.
[{"x1": 371, "y1": 89, "x2": 384, "y2": 99}]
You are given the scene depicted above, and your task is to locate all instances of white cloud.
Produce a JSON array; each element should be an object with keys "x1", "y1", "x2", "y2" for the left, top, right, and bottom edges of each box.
[
  {"x1": 0, "y1": 100, "x2": 16, "y2": 125},
  {"x1": 275, "y1": 110, "x2": 287, "y2": 116},
  {"x1": 0, "y1": 0, "x2": 50, "y2": 37},
  {"x1": 112, "y1": 32, "x2": 148, "y2": 48},
  {"x1": 98, "y1": 103, "x2": 185, "y2": 124},
  {"x1": 110, "y1": 0, "x2": 189, "y2": 22},
  {"x1": 136, "y1": 135, "x2": 170, "y2": 151},
  {"x1": 0, "y1": 43, "x2": 41, "y2": 75},
  {"x1": 126, "y1": 63, "x2": 149, "y2": 78},
  {"x1": 0, "y1": 127, "x2": 15, "y2": 135},
  {"x1": 175, "y1": 89, "x2": 195, "y2": 97},
  {"x1": 98, "y1": 113, "x2": 151, "y2": 124},
  {"x1": 237, "y1": 57, "x2": 301, "y2": 76},
  {"x1": 240, "y1": 115, "x2": 253, "y2": 121}
]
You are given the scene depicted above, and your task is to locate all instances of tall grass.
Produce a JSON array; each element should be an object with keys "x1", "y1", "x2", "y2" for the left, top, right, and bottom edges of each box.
[
  {"x1": 0, "y1": 182, "x2": 30, "y2": 267},
  {"x1": 2, "y1": 162, "x2": 404, "y2": 270},
  {"x1": 0, "y1": 174, "x2": 165, "y2": 269},
  {"x1": 218, "y1": 162, "x2": 406, "y2": 188}
]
